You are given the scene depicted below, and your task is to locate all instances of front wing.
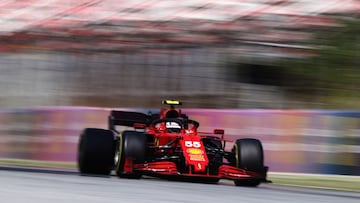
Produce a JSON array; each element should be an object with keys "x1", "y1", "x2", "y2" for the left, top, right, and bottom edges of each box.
[{"x1": 122, "y1": 158, "x2": 267, "y2": 182}]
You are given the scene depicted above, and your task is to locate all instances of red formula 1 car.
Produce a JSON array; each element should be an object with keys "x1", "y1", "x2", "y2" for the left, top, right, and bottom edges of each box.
[{"x1": 77, "y1": 100, "x2": 268, "y2": 186}]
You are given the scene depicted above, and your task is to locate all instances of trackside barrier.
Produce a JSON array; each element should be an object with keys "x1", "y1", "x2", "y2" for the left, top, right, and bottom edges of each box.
[{"x1": 0, "y1": 107, "x2": 359, "y2": 175}]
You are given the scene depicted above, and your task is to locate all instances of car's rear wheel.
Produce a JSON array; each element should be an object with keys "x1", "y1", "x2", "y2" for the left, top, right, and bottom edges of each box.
[
  {"x1": 77, "y1": 128, "x2": 115, "y2": 175},
  {"x1": 232, "y1": 138, "x2": 264, "y2": 187},
  {"x1": 115, "y1": 131, "x2": 147, "y2": 179}
]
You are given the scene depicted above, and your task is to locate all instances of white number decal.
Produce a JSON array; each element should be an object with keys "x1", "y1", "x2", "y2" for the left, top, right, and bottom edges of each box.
[{"x1": 185, "y1": 141, "x2": 201, "y2": 148}]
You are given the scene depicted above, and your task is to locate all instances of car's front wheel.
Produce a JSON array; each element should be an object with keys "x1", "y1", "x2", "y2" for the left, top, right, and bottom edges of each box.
[
  {"x1": 232, "y1": 138, "x2": 264, "y2": 187},
  {"x1": 115, "y1": 131, "x2": 147, "y2": 179}
]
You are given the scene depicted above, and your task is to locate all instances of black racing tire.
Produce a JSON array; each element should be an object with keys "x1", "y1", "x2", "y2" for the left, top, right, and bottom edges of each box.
[
  {"x1": 115, "y1": 131, "x2": 147, "y2": 179},
  {"x1": 77, "y1": 128, "x2": 115, "y2": 175},
  {"x1": 232, "y1": 138, "x2": 264, "y2": 187}
]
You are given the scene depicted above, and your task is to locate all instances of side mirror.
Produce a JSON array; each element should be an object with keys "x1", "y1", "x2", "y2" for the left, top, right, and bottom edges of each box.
[
  {"x1": 214, "y1": 129, "x2": 224, "y2": 135},
  {"x1": 133, "y1": 123, "x2": 147, "y2": 129}
]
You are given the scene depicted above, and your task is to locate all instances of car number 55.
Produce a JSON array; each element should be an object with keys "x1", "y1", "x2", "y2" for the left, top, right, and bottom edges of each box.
[{"x1": 185, "y1": 141, "x2": 201, "y2": 148}]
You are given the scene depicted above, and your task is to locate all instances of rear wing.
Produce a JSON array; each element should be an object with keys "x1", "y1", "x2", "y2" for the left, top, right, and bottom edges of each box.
[
  {"x1": 109, "y1": 110, "x2": 149, "y2": 129},
  {"x1": 108, "y1": 110, "x2": 159, "y2": 130}
]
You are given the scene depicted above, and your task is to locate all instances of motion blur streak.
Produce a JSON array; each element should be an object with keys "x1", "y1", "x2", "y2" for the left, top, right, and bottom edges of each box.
[
  {"x1": 0, "y1": 107, "x2": 359, "y2": 175},
  {"x1": 0, "y1": 0, "x2": 359, "y2": 108},
  {"x1": 1, "y1": 171, "x2": 359, "y2": 203}
]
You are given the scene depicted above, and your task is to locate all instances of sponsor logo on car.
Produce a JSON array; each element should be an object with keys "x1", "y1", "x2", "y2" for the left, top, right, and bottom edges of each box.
[
  {"x1": 189, "y1": 154, "x2": 205, "y2": 161},
  {"x1": 186, "y1": 148, "x2": 203, "y2": 155}
]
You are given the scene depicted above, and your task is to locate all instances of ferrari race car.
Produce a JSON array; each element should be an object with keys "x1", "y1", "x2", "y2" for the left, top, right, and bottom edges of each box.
[{"x1": 77, "y1": 100, "x2": 268, "y2": 186}]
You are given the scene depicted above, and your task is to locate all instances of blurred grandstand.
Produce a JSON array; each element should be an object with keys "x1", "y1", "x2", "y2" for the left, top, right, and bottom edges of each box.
[{"x1": 0, "y1": 0, "x2": 359, "y2": 108}]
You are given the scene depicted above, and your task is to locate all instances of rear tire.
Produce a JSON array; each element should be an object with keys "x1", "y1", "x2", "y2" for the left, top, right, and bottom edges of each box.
[
  {"x1": 77, "y1": 128, "x2": 115, "y2": 175},
  {"x1": 232, "y1": 138, "x2": 264, "y2": 187},
  {"x1": 115, "y1": 131, "x2": 146, "y2": 179}
]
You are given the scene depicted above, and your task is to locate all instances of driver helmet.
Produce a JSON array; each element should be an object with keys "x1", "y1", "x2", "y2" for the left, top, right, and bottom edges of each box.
[{"x1": 166, "y1": 122, "x2": 181, "y2": 133}]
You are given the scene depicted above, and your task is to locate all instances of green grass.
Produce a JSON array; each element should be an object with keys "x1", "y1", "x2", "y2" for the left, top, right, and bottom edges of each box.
[
  {"x1": 1, "y1": 159, "x2": 359, "y2": 192},
  {"x1": 268, "y1": 173, "x2": 360, "y2": 192},
  {"x1": 0, "y1": 158, "x2": 76, "y2": 170}
]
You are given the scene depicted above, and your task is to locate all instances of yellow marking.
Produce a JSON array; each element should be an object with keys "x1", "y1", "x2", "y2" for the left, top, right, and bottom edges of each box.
[
  {"x1": 186, "y1": 148, "x2": 203, "y2": 155},
  {"x1": 164, "y1": 100, "x2": 180, "y2": 105},
  {"x1": 155, "y1": 138, "x2": 159, "y2": 146},
  {"x1": 116, "y1": 135, "x2": 123, "y2": 172},
  {"x1": 234, "y1": 143, "x2": 239, "y2": 167}
]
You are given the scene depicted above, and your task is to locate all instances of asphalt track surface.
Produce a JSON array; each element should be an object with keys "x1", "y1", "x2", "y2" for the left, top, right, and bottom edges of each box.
[{"x1": 0, "y1": 167, "x2": 359, "y2": 203}]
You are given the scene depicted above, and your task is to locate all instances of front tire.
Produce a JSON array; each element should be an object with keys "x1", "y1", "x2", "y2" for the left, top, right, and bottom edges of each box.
[
  {"x1": 77, "y1": 128, "x2": 115, "y2": 175},
  {"x1": 115, "y1": 131, "x2": 147, "y2": 179},
  {"x1": 232, "y1": 138, "x2": 264, "y2": 187}
]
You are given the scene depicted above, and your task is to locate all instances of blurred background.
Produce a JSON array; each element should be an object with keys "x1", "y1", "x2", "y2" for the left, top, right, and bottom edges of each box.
[
  {"x1": 0, "y1": 0, "x2": 359, "y2": 176},
  {"x1": 0, "y1": 0, "x2": 359, "y2": 109}
]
